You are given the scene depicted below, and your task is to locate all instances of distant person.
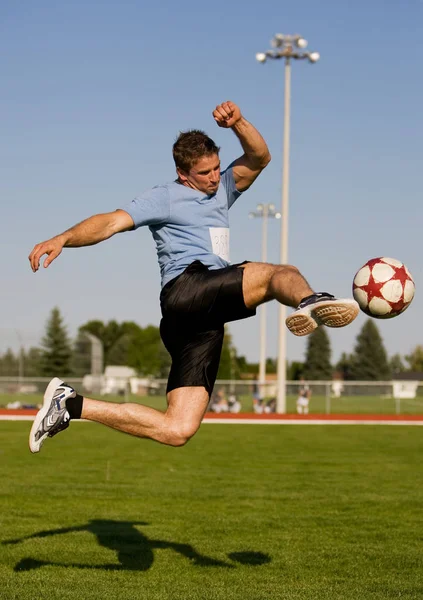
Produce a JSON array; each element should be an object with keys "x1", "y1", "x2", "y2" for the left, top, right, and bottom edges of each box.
[
  {"x1": 209, "y1": 389, "x2": 229, "y2": 414},
  {"x1": 264, "y1": 397, "x2": 276, "y2": 414},
  {"x1": 252, "y1": 382, "x2": 262, "y2": 414},
  {"x1": 296, "y1": 379, "x2": 311, "y2": 415},
  {"x1": 28, "y1": 100, "x2": 358, "y2": 453},
  {"x1": 228, "y1": 393, "x2": 241, "y2": 414}
]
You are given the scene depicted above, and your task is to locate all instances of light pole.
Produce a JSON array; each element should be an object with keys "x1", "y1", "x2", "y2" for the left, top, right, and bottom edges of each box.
[
  {"x1": 15, "y1": 329, "x2": 24, "y2": 384},
  {"x1": 249, "y1": 203, "x2": 281, "y2": 399},
  {"x1": 256, "y1": 34, "x2": 320, "y2": 413}
]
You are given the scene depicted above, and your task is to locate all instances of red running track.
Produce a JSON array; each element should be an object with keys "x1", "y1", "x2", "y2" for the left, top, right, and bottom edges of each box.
[{"x1": 1, "y1": 408, "x2": 423, "y2": 425}]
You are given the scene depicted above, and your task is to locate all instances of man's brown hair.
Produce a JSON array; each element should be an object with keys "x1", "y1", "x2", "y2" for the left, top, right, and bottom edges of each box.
[{"x1": 173, "y1": 130, "x2": 220, "y2": 172}]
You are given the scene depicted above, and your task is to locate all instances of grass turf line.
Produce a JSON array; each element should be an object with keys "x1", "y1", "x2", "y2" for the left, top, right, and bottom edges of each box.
[{"x1": 0, "y1": 423, "x2": 422, "y2": 599}]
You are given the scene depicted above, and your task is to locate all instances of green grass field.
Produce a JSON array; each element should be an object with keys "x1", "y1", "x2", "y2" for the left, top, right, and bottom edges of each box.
[{"x1": 1, "y1": 422, "x2": 422, "y2": 599}]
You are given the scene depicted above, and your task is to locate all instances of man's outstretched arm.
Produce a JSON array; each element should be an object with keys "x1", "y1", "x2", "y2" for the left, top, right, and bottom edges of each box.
[
  {"x1": 28, "y1": 209, "x2": 134, "y2": 272},
  {"x1": 213, "y1": 101, "x2": 271, "y2": 192}
]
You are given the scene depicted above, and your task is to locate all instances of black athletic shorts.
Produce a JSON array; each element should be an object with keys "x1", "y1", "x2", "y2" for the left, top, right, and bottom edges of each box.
[{"x1": 159, "y1": 260, "x2": 256, "y2": 396}]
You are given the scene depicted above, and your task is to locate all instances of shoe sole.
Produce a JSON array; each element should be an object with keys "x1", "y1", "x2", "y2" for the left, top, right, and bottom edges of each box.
[
  {"x1": 312, "y1": 299, "x2": 359, "y2": 328},
  {"x1": 29, "y1": 377, "x2": 64, "y2": 454},
  {"x1": 285, "y1": 313, "x2": 318, "y2": 336},
  {"x1": 286, "y1": 299, "x2": 359, "y2": 337}
]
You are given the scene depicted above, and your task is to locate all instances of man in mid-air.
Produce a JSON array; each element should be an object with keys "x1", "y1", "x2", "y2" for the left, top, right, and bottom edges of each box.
[{"x1": 28, "y1": 101, "x2": 358, "y2": 452}]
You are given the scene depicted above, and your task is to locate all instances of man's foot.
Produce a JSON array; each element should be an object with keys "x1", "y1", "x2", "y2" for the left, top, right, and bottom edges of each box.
[
  {"x1": 286, "y1": 293, "x2": 359, "y2": 337},
  {"x1": 29, "y1": 378, "x2": 76, "y2": 453}
]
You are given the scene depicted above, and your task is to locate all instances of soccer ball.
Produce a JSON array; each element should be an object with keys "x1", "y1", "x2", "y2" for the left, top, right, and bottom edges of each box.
[{"x1": 352, "y1": 257, "x2": 415, "y2": 319}]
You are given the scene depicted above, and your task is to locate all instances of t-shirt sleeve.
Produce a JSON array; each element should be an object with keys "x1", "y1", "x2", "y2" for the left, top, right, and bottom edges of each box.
[
  {"x1": 121, "y1": 185, "x2": 170, "y2": 229},
  {"x1": 220, "y1": 166, "x2": 242, "y2": 209}
]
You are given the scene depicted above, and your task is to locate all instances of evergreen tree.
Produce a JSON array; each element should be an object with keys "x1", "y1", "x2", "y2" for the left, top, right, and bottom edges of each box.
[
  {"x1": 303, "y1": 327, "x2": 332, "y2": 380},
  {"x1": 40, "y1": 307, "x2": 73, "y2": 376},
  {"x1": 335, "y1": 352, "x2": 354, "y2": 380},
  {"x1": 350, "y1": 319, "x2": 391, "y2": 380}
]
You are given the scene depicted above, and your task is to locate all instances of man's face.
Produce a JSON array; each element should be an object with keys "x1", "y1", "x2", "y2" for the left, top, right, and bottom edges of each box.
[{"x1": 177, "y1": 154, "x2": 221, "y2": 195}]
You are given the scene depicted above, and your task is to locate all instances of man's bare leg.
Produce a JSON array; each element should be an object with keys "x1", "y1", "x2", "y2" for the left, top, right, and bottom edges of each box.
[
  {"x1": 240, "y1": 262, "x2": 313, "y2": 309},
  {"x1": 29, "y1": 378, "x2": 210, "y2": 453},
  {"x1": 81, "y1": 386, "x2": 209, "y2": 446},
  {"x1": 240, "y1": 262, "x2": 359, "y2": 336}
]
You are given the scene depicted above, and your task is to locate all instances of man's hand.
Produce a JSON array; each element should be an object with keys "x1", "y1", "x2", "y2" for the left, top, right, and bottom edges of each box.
[
  {"x1": 213, "y1": 101, "x2": 242, "y2": 129},
  {"x1": 217, "y1": 102, "x2": 271, "y2": 192},
  {"x1": 29, "y1": 236, "x2": 65, "y2": 272}
]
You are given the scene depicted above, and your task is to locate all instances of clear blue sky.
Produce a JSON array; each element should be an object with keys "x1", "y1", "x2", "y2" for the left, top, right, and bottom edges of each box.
[{"x1": 1, "y1": 0, "x2": 422, "y2": 366}]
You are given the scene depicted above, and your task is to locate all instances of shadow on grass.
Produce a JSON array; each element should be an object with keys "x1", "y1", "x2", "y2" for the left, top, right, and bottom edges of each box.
[{"x1": 3, "y1": 519, "x2": 271, "y2": 572}]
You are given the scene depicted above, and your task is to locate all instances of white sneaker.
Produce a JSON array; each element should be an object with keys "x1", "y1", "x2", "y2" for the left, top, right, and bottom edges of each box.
[
  {"x1": 286, "y1": 293, "x2": 359, "y2": 337},
  {"x1": 29, "y1": 378, "x2": 76, "y2": 453}
]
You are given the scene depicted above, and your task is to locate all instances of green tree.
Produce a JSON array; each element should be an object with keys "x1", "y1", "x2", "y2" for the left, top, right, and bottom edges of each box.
[
  {"x1": 71, "y1": 332, "x2": 92, "y2": 377},
  {"x1": 350, "y1": 319, "x2": 391, "y2": 380},
  {"x1": 244, "y1": 361, "x2": 259, "y2": 375},
  {"x1": 236, "y1": 356, "x2": 293, "y2": 379},
  {"x1": 217, "y1": 328, "x2": 239, "y2": 380},
  {"x1": 405, "y1": 345, "x2": 423, "y2": 372},
  {"x1": 79, "y1": 320, "x2": 124, "y2": 366},
  {"x1": 235, "y1": 354, "x2": 249, "y2": 375},
  {"x1": 303, "y1": 327, "x2": 332, "y2": 380},
  {"x1": 335, "y1": 352, "x2": 354, "y2": 380},
  {"x1": 265, "y1": 358, "x2": 277, "y2": 374},
  {"x1": 389, "y1": 353, "x2": 406, "y2": 375},
  {"x1": 287, "y1": 361, "x2": 304, "y2": 380},
  {"x1": 123, "y1": 322, "x2": 170, "y2": 377},
  {"x1": 23, "y1": 347, "x2": 43, "y2": 377},
  {"x1": 157, "y1": 341, "x2": 172, "y2": 379},
  {"x1": 0, "y1": 349, "x2": 18, "y2": 376},
  {"x1": 40, "y1": 307, "x2": 73, "y2": 376},
  {"x1": 108, "y1": 331, "x2": 131, "y2": 366},
  {"x1": 77, "y1": 319, "x2": 171, "y2": 377}
]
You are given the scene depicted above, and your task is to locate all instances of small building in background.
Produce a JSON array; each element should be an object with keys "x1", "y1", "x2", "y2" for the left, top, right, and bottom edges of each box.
[
  {"x1": 391, "y1": 371, "x2": 423, "y2": 399},
  {"x1": 82, "y1": 366, "x2": 159, "y2": 397}
]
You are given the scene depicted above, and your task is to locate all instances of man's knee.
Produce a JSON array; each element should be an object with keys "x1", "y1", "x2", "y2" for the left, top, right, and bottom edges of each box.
[
  {"x1": 268, "y1": 264, "x2": 302, "y2": 300},
  {"x1": 243, "y1": 262, "x2": 299, "y2": 308},
  {"x1": 272, "y1": 264, "x2": 300, "y2": 280},
  {"x1": 166, "y1": 421, "x2": 200, "y2": 447}
]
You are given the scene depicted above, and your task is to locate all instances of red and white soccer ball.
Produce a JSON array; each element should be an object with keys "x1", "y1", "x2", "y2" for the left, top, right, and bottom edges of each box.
[{"x1": 352, "y1": 257, "x2": 415, "y2": 319}]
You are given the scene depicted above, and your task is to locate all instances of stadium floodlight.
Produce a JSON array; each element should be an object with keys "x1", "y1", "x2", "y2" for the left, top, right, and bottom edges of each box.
[
  {"x1": 271, "y1": 34, "x2": 285, "y2": 48},
  {"x1": 256, "y1": 52, "x2": 267, "y2": 63},
  {"x1": 249, "y1": 203, "x2": 281, "y2": 400},
  {"x1": 308, "y1": 51, "x2": 320, "y2": 63},
  {"x1": 15, "y1": 329, "x2": 24, "y2": 383},
  {"x1": 255, "y1": 33, "x2": 320, "y2": 414}
]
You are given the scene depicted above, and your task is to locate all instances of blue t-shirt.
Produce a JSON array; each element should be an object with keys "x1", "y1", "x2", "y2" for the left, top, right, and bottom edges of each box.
[{"x1": 122, "y1": 167, "x2": 242, "y2": 287}]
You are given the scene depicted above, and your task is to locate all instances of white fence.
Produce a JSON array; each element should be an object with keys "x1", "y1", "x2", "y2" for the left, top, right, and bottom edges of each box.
[{"x1": 0, "y1": 377, "x2": 422, "y2": 415}]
